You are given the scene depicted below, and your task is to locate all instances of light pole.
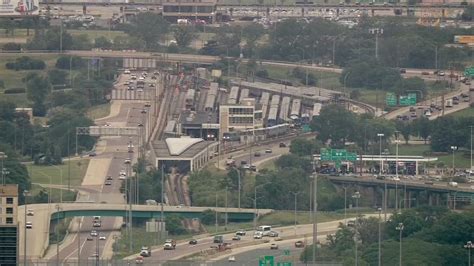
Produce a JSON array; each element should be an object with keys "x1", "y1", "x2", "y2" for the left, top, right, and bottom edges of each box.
[
  {"x1": 369, "y1": 28, "x2": 383, "y2": 60},
  {"x1": 290, "y1": 191, "x2": 301, "y2": 235},
  {"x1": 377, "y1": 207, "x2": 382, "y2": 266},
  {"x1": 395, "y1": 130, "x2": 400, "y2": 180},
  {"x1": 464, "y1": 241, "x2": 473, "y2": 266},
  {"x1": 253, "y1": 182, "x2": 270, "y2": 229},
  {"x1": 235, "y1": 166, "x2": 241, "y2": 210},
  {"x1": 470, "y1": 125, "x2": 473, "y2": 178},
  {"x1": 352, "y1": 191, "x2": 361, "y2": 266},
  {"x1": 377, "y1": 133, "x2": 385, "y2": 175},
  {"x1": 451, "y1": 145, "x2": 458, "y2": 177},
  {"x1": 23, "y1": 190, "x2": 30, "y2": 266},
  {"x1": 343, "y1": 186, "x2": 347, "y2": 225},
  {"x1": 312, "y1": 168, "x2": 318, "y2": 265},
  {"x1": 395, "y1": 222, "x2": 404, "y2": 266},
  {"x1": 55, "y1": 204, "x2": 62, "y2": 266},
  {"x1": 343, "y1": 71, "x2": 351, "y2": 98}
]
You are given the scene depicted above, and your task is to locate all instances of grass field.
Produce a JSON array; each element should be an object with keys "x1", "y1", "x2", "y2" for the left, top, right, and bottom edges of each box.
[
  {"x1": 447, "y1": 106, "x2": 474, "y2": 118},
  {"x1": 68, "y1": 29, "x2": 127, "y2": 42},
  {"x1": 87, "y1": 102, "x2": 111, "y2": 120},
  {"x1": 28, "y1": 159, "x2": 90, "y2": 187},
  {"x1": 30, "y1": 184, "x2": 77, "y2": 203}
]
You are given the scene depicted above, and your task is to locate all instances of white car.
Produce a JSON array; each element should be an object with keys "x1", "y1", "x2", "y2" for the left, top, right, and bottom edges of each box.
[
  {"x1": 228, "y1": 256, "x2": 236, "y2": 262},
  {"x1": 120, "y1": 170, "x2": 126, "y2": 176},
  {"x1": 90, "y1": 230, "x2": 98, "y2": 236},
  {"x1": 119, "y1": 175, "x2": 127, "y2": 180},
  {"x1": 124, "y1": 158, "x2": 131, "y2": 164},
  {"x1": 124, "y1": 69, "x2": 131, "y2": 74},
  {"x1": 26, "y1": 222, "x2": 32, "y2": 229},
  {"x1": 99, "y1": 236, "x2": 106, "y2": 240},
  {"x1": 253, "y1": 232, "x2": 263, "y2": 239}
]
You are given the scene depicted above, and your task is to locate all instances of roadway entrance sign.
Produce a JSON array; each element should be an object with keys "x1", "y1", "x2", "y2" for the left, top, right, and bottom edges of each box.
[
  {"x1": 386, "y1": 92, "x2": 397, "y2": 106},
  {"x1": 399, "y1": 93, "x2": 417, "y2": 106},
  {"x1": 464, "y1": 67, "x2": 474, "y2": 78},
  {"x1": 259, "y1": 256, "x2": 274, "y2": 266},
  {"x1": 277, "y1": 262, "x2": 292, "y2": 266},
  {"x1": 320, "y1": 148, "x2": 357, "y2": 162}
]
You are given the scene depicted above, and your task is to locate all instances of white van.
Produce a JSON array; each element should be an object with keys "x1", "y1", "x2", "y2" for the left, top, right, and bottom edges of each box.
[{"x1": 257, "y1": 225, "x2": 272, "y2": 236}]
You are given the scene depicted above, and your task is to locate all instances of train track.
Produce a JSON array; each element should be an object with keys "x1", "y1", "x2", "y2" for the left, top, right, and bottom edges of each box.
[{"x1": 342, "y1": 97, "x2": 377, "y2": 115}]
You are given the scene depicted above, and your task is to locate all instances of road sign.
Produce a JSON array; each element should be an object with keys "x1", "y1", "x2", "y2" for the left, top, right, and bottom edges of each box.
[
  {"x1": 346, "y1": 153, "x2": 357, "y2": 161},
  {"x1": 259, "y1": 256, "x2": 274, "y2": 266},
  {"x1": 331, "y1": 149, "x2": 347, "y2": 158},
  {"x1": 321, "y1": 148, "x2": 331, "y2": 161},
  {"x1": 465, "y1": 67, "x2": 474, "y2": 78},
  {"x1": 399, "y1": 93, "x2": 416, "y2": 106},
  {"x1": 277, "y1": 263, "x2": 292, "y2": 266},
  {"x1": 386, "y1": 92, "x2": 397, "y2": 106}
]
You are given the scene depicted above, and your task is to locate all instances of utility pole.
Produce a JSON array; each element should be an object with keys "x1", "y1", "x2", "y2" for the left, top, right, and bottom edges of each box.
[
  {"x1": 369, "y1": 28, "x2": 384, "y2": 60},
  {"x1": 312, "y1": 161, "x2": 318, "y2": 264}
]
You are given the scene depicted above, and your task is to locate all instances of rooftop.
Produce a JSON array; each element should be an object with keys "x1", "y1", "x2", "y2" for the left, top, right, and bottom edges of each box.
[
  {"x1": 179, "y1": 110, "x2": 219, "y2": 125},
  {"x1": 153, "y1": 138, "x2": 217, "y2": 159},
  {"x1": 0, "y1": 184, "x2": 18, "y2": 197}
]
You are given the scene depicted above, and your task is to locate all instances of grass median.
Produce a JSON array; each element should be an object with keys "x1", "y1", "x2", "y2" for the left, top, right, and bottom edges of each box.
[{"x1": 27, "y1": 159, "x2": 90, "y2": 187}]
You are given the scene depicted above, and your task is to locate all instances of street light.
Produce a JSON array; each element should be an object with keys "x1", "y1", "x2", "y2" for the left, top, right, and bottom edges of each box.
[
  {"x1": 377, "y1": 133, "x2": 385, "y2": 175},
  {"x1": 23, "y1": 190, "x2": 30, "y2": 266},
  {"x1": 377, "y1": 207, "x2": 382, "y2": 266},
  {"x1": 290, "y1": 191, "x2": 302, "y2": 235},
  {"x1": 55, "y1": 204, "x2": 62, "y2": 266},
  {"x1": 352, "y1": 191, "x2": 361, "y2": 266},
  {"x1": 253, "y1": 182, "x2": 270, "y2": 229},
  {"x1": 451, "y1": 146, "x2": 458, "y2": 177},
  {"x1": 464, "y1": 241, "x2": 473, "y2": 266},
  {"x1": 395, "y1": 222, "x2": 404, "y2": 266},
  {"x1": 343, "y1": 186, "x2": 347, "y2": 225}
]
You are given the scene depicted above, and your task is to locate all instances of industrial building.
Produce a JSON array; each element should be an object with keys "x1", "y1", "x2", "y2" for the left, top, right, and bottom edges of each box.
[
  {"x1": 0, "y1": 184, "x2": 18, "y2": 266},
  {"x1": 219, "y1": 98, "x2": 263, "y2": 138}
]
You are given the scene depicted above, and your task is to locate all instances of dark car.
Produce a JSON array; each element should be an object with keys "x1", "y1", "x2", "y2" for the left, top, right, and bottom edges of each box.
[
  {"x1": 295, "y1": 241, "x2": 305, "y2": 248},
  {"x1": 105, "y1": 180, "x2": 112, "y2": 186},
  {"x1": 279, "y1": 142, "x2": 287, "y2": 148},
  {"x1": 189, "y1": 239, "x2": 198, "y2": 245}
]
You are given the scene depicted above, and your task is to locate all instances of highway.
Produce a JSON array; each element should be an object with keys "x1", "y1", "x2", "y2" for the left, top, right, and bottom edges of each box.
[
  {"x1": 384, "y1": 81, "x2": 471, "y2": 120},
  {"x1": 19, "y1": 71, "x2": 162, "y2": 263}
]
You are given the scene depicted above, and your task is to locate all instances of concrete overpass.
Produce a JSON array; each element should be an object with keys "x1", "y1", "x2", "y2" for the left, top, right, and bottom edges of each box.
[
  {"x1": 327, "y1": 175, "x2": 474, "y2": 209},
  {"x1": 19, "y1": 202, "x2": 272, "y2": 260}
]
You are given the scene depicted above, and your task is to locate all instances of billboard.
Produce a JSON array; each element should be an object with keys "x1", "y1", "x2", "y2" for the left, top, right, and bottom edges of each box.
[
  {"x1": 454, "y1": 35, "x2": 474, "y2": 45},
  {"x1": 0, "y1": 0, "x2": 39, "y2": 16}
]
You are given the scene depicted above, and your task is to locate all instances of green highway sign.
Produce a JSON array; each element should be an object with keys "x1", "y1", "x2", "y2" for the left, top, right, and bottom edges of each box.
[
  {"x1": 386, "y1": 92, "x2": 397, "y2": 106},
  {"x1": 259, "y1": 256, "x2": 275, "y2": 266},
  {"x1": 464, "y1": 67, "x2": 474, "y2": 78},
  {"x1": 399, "y1": 93, "x2": 416, "y2": 106},
  {"x1": 277, "y1": 263, "x2": 292, "y2": 266},
  {"x1": 320, "y1": 149, "x2": 357, "y2": 162}
]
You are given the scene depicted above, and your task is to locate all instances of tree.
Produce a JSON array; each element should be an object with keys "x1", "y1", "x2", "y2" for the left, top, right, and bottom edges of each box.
[
  {"x1": 125, "y1": 12, "x2": 170, "y2": 49},
  {"x1": 166, "y1": 214, "x2": 186, "y2": 235},
  {"x1": 173, "y1": 25, "x2": 196, "y2": 48},
  {"x1": 26, "y1": 74, "x2": 51, "y2": 116},
  {"x1": 47, "y1": 69, "x2": 68, "y2": 85},
  {"x1": 395, "y1": 120, "x2": 411, "y2": 144},
  {"x1": 289, "y1": 138, "x2": 321, "y2": 156},
  {"x1": 311, "y1": 104, "x2": 358, "y2": 147},
  {"x1": 461, "y1": 5, "x2": 474, "y2": 21},
  {"x1": 412, "y1": 117, "x2": 431, "y2": 143}
]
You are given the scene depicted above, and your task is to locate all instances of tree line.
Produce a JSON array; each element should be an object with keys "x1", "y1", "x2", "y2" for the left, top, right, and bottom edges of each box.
[
  {"x1": 311, "y1": 104, "x2": 474, "y2": 154},
  {"x1": 301, "y1": 206, "x2": 473, "y2": 265}
]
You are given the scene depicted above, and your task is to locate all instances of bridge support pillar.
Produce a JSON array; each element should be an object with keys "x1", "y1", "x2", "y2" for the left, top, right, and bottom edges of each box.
[
  {"x1": 428, "y1": 192, "x2": 433, "y2": 206},
  {"x1": 435, "y1": 193, "x2": 440, "y2": 206},
  {"x1": 371, "y1": 9, "x2": 375, "y2": 17},
  {"x1": 415, "y1": 161, "x2": 419, "y2": 175}
]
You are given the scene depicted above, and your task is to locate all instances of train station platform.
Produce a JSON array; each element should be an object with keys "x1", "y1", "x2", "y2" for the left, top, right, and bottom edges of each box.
[{"x1": 151, "y1": 137, "x2": 218, "y2": 172}]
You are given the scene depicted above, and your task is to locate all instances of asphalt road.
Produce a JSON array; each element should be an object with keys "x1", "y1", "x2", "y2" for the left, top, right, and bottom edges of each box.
[
  {"x1": 384, "y1": 82, "x2": 471, "y2": 120},
  {"x1": 30, "y1": 71, "x2": 163, "y2": 263}
]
